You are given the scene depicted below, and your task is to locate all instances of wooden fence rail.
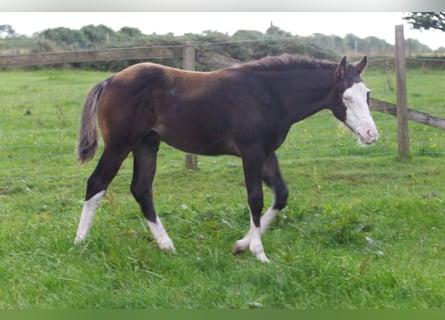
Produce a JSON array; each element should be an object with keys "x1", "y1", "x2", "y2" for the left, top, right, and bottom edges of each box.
[
  {"x1": 0, "y1": 46, "x2": 181, "y2": 67},
  {"x1": 370, "y1": 98, "x2": 445, "y2": 131}
]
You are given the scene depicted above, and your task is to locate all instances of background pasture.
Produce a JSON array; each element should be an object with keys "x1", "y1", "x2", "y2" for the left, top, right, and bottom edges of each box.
[{"x1": 0, "y1": 63, "x2": 444, "y2": 308}]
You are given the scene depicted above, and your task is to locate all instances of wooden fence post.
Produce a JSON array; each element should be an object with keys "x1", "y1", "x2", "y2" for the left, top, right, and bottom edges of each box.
[
  {"x1": 395, "y1": 25, "x2": 410, "y2": 159},
  {"x1": 183, "y1": 45, "x2": 198, "y2": 170}
]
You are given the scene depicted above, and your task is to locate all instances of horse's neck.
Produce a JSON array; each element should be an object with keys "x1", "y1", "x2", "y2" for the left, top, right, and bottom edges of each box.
[{"x1": 262, "y1": 68, "x2": 335, "y2": 124}]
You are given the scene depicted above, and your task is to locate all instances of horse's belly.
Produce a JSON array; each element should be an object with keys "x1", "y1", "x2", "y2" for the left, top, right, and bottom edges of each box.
[{"x1": 156, "y1": 127, "x2": 238, "y2": 156}]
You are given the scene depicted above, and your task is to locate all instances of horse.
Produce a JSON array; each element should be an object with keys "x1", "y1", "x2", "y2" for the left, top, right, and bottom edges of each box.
[{"x1": 74, "y1": 54, "x2": 378, "y2": 263}]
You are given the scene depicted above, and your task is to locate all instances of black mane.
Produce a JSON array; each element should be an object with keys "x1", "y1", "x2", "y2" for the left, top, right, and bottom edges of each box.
[{"x1": 231, "y1": 54, "x2": 337, "y2": 72}]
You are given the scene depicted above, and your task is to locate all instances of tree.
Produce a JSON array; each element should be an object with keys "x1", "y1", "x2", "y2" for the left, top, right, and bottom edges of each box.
[
  {"x1": 40, "y1": 27, "x2": 88, "y2": 47},
  {"x1": 362, "y1": 36, "x2": 393, "y2": 53},
  {"x1": 118, "y1": 26, "x2": 143, "y2": 38},
  {"x1": 403, "y1": 12, "x2": 445, "y2": 32},
  {"x1": 405, "y1": 38, "x2": 432, "y2": 54},
  {"x1": 80, "y1": 24, "x2": 116, "y2": 45},
  {"x1": 344, "y1": 33, "x2": 360, "y2": 51},
  {"x1": 233, "y1": 29, "x2": 264, "y2": 40},
  {"x1": 0, "y1": 24, "x2": 17, "y2": 38},
  {"x1": 310, "y1": 33, "x2": 344, "y2": 51}
]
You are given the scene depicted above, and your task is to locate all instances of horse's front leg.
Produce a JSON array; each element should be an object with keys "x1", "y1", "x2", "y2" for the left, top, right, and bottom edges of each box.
[
  {"x1": 233, "y1": 148, "x2": 270, "y2": 263},
  {"x1": 233, "y1": 152, "x2": 288, "y2": 262}
]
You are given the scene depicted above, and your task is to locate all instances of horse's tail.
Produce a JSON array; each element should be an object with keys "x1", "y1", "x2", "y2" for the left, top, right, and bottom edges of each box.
[{"x1": 77, "y1": 79, "x2": 110, "y2": 163}]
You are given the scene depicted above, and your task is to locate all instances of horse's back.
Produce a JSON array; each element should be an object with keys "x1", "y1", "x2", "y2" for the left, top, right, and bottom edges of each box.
[{"x1": 95, "y1": 63, "x2": 238, "y2": 154}]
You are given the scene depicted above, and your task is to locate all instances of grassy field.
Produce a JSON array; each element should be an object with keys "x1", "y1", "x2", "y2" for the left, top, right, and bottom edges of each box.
[{"x1": 0, "y1": 65, "x2": 444, "y2": 309}]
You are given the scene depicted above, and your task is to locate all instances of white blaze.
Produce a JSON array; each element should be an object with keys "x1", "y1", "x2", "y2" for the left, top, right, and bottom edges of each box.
[{"x1": 343, "y1": 82, "x2": 378, "y2": 144}]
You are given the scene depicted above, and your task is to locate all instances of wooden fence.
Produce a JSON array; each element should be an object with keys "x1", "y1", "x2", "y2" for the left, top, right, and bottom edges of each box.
[
  {"x1": 1, "y1": 25, "x2": 444, "y2": 167},
  {"x1": 0, "y1": 46, "x2": 181, "y2": 66}
]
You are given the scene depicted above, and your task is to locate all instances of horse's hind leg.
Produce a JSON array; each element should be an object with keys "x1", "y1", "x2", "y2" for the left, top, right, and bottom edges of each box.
[
  {"x1": 131, "y1": 133, "x2": 175, "y2": 251},
  {"x1": 259, "y1": 152, "x2": 289, "y2": 232},
  {"x1": 75, "y1": 146, "x2": 130, "y2": 244}
]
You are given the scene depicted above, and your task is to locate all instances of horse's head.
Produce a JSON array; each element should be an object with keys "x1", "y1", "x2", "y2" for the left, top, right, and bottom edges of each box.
[{"x1": 330, "y1": 56, "x2": 378, "y2": 145}]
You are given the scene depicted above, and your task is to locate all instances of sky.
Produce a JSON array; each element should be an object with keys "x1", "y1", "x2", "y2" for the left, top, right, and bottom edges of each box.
[{"x1": 1, "y1": 12, "x2": 444, "y2": 50}]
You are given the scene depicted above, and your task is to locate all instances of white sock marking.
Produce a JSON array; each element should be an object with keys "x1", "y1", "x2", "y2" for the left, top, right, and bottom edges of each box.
[
  {"x1": 147, "y1": 217, "x2": 175, "y2": 252},
  {"x1": 74, "y1": 191, "x2": 105, "y2": 244},
  {"x1": 249, "y1": 225, "x2": 270, "y2": 263},
  {"x1": 260, "y1": 206, "x2": 279, "y2": 233},
  {"x1": 234, "y1": 213, "x2": 273, "y2": 263}
]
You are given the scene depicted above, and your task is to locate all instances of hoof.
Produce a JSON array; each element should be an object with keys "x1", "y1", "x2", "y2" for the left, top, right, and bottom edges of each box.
[
  {"x1": 232, "y1": 239, "x2": 249, "y2": 254},
  {"x1": 232, "y1": 243, "x2": 244, "y2": 255},
  {"x1": 74, "y1": 236, "x2": 85, "y2": 245},
  {"x1": 254, "y1": 252, "x2": 271, "y2": 263},
  {"x1": 250, "y1": 240, "x2": 270, "y2": 263},
  {"x1": 158, "y1": 237, "x2": 176, "y2": 252}
]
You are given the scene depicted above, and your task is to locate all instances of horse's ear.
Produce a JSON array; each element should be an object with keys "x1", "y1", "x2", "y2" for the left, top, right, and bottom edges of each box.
[
  {"x1": 336, "y1": 56, "x2": 347, "y2": 79},
  {"x1": 356, "y1": 56, "x2": 368, "y2": 74}
]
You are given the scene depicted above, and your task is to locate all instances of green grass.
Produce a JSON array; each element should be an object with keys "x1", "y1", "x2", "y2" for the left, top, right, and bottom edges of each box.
[{"x1": 0, "y1": 67, "x2": 444, "y2": 309}]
